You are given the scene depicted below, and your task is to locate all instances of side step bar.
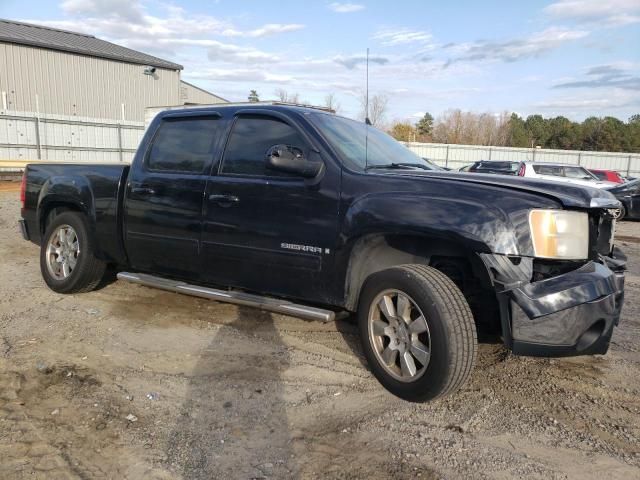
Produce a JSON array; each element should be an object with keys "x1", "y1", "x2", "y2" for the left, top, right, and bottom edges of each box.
[{"x1": 117, "y1": 272, "x2": 336, "y2": 322}]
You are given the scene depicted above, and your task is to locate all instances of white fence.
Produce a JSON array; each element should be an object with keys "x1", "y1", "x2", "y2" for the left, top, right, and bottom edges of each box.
[
  {"x1": 404, "y1": 142, "x2": 640, "y2": 177},
  {"x1": 2, "y1": 111, "x2": 640, "y2": 176},
  {"x1": 0, "y1": 110, "x2": 144, "y2": 163}
]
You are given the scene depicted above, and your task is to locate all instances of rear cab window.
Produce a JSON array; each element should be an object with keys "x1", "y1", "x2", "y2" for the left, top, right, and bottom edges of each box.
[{"x1": 147, "y1": 117, "x2": 222, "y2": 174}]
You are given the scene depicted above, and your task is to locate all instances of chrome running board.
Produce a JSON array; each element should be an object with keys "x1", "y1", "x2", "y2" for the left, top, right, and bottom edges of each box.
[{"x1": 117, "y1": 272, "x2": 336, "y2": 322}]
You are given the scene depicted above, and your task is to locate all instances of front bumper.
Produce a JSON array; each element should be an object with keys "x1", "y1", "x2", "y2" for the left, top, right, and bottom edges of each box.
[{"x1": 481, "y1": 249, "x2": 625, "y2": 357}]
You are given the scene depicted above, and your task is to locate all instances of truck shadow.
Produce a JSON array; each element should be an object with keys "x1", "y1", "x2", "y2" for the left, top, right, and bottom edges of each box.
[{"x1": 165, "y1": 306, "x2": 294, "y2": 479}]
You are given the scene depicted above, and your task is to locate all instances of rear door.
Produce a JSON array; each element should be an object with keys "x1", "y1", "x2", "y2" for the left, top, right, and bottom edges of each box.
[
  {"x1": 124, "y1": 114, "x2": 225, "y2": 278},
  {"x1": 200, "y1": 111, "x2": 340, "y2": 301}
]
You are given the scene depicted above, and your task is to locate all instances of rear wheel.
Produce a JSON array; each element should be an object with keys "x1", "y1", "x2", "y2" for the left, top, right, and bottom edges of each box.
[
  {"x1": 357, "y1": 265, "x2": 477, "y2": 402},
  {"x1": 40, "y1": 211, "x2": 106, "y2": 293}
]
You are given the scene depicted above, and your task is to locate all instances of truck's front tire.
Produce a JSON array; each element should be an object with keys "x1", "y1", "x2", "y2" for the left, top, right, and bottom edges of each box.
[
  {"x1": 40, "y1": 211, "x2": 106, "y2": 294},
  {"x1": 357, "y1": 265, "x2": 477, "y2": 402}
]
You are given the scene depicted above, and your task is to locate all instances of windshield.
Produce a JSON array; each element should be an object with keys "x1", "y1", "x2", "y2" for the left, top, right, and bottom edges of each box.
[
  {"x1": 564, "y1": 166, "x2": 598, "y2": 180},
  {"x1": 309, "y1": 113, "x2": 427, "y2": 170}
]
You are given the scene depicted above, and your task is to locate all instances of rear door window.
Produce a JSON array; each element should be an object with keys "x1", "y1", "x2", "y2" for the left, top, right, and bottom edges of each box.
[
  {"x1": 147, "y1": 117, "x2": 222, "y2": 174},
  {"x1": 221, "y1": 116, "x2": 307, "y2": 177}
]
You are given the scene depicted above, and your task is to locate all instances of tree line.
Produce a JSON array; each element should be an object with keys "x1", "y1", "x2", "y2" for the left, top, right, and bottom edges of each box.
[
  {"x1": 247, "y1": 90, "x2": 639, "y2": 153},
  {"x1": 391, "y1": 111, "x2": 640, "y2": 153}
]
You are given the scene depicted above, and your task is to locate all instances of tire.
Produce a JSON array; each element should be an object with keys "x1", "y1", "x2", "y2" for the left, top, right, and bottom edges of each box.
[
  {"x1": 40, "y1": 211, "x2": 106, "y2": 294},
  {"x1": 357, "y1": 264, "x2": 477, "y2": 402},
  {"x1": 619, "y1": 204, "x2": 626, "y2": 221}
]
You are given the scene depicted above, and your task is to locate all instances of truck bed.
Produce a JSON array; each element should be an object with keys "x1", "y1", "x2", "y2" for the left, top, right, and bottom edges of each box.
[{"x1": 22, "y1": 162, "x2": 130, "y2": 265}]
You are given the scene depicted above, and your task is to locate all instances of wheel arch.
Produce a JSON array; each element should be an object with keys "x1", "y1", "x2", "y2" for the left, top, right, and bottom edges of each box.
[
  {"x1": 342, "y1": 232, "x2": 494, "y2": 312},
  {"x1": 39, "y1": 200, "x2": 87, "y2": 236}
]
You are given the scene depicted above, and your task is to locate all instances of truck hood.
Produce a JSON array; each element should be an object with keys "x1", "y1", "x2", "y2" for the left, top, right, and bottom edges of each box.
[{"x1": 389, "y1": 170, "x2": 620, "y2": 210}]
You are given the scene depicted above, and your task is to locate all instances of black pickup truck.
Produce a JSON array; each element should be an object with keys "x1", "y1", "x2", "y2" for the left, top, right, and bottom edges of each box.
[{"x1": 19, "y1": 104, "x2": 626, "y2": 402}]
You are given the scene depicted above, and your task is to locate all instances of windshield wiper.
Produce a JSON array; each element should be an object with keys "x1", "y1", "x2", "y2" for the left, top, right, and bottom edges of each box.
[{"x1": 365, "y1": 163, "x2": 427, "y2": 171}]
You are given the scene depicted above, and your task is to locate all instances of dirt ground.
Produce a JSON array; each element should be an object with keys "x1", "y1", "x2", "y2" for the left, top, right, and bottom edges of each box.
[{"x1": 1, "y1": 186, "x2": 639, "y2": 480}]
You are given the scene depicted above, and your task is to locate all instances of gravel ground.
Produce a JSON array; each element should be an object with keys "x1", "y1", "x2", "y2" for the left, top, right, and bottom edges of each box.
[{"x1": 0, "y1": 187, "x2": 639, "y2": 479}]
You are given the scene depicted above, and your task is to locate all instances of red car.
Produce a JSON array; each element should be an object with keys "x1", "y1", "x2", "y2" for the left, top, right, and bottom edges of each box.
[{"x1": 589, "y1": 169, "x2": 625, "y2": 184}]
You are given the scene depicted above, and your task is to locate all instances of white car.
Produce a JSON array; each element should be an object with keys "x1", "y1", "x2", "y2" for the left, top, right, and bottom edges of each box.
[{"x1": 517, "y1": 162, "x2": 618, "y2": 189}]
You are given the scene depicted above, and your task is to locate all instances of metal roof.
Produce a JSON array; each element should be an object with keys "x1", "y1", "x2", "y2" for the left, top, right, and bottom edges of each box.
[{"x1": 0, "y1": 18, "x2": 183, "y2": 70}]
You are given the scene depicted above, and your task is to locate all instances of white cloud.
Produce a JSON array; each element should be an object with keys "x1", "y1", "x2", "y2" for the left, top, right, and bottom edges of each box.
[
  {"x1": 207, "y1": 41, "x2": 279, "y2": 63},
  {"x1": 35, "y1": 0, "x2": 305, "y2": 59},
  {"x1": 333, "y1": 54, "x2": 390, "y2": 69},
  {"x1": 189, "y1": 68, "x2": 295, "y2": 84},
  {"x1": 552, "y1": 63, "x2": 640, "y2": 90},
  {"x1": 374, "y1": 28, "x2": 433, "y2": 46},
  {"x1": 222, "y1": 23, "x2": 305, "y2": 38},
  {"x1": 61, "y1": 0, "x2": 144, "y2": 22},
  {"x1": 444, "y1": 27, "x2": 589, "y2": 65},
  {"x1": 544, "y1": 0, "x2": 640, "y2": 26},
  {"x1": 328, "y1": 3, "x2": 365, "y2": 13},
  {"x1": 534, "y1": 91, "x2": 640, "y2": 111}
]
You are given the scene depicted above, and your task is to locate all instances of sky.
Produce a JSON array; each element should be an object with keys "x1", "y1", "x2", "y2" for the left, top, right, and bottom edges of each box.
[{"x1": 1, "y1": 0, "x2": 639, "y2": 123}]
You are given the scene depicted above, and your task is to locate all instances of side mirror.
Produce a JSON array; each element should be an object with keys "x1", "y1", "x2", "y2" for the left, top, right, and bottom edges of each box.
[{"x1": 265, "y1": 144, "x2": 322, "y2": 178}]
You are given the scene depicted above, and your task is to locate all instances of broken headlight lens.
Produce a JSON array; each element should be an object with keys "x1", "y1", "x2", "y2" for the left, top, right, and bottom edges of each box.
[{"x1": 529, "y1": 209, "x2": 588, "y2": 260}]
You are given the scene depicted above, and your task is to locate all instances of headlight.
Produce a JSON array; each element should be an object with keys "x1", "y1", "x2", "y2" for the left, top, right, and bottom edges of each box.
[{"x1": 529, "y1": 209, "x2": 589, "y2": 260}]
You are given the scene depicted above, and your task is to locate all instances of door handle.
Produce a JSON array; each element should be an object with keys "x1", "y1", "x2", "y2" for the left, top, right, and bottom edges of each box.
[
  {"x1": 209, "y1": 194, "x2": 240, "y2": 206},
  {"x1": 131, "y1": 186, "x2": 155, "y2": 195}
]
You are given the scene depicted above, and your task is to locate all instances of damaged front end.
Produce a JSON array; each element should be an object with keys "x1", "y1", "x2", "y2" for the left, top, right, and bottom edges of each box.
[{"x1": 480, "y1": 207, "x2": 626, "y2": 357}]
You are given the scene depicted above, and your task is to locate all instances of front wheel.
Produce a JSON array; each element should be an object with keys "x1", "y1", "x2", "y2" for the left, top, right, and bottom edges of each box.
[
  {"x1": 40, "y1": 211, "x2": 106, "y2": 294},
  {"x1": 357, "y1": 265, "x2": 477, "y2": 402}
]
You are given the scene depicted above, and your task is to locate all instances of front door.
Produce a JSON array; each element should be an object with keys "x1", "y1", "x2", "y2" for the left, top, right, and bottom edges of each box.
[
  {"x1": 201, "y1": 112, "x2": 340, "y2": 302},
  {"x1": 124, "y1": 114, "x2": 225, "y2": 279}
]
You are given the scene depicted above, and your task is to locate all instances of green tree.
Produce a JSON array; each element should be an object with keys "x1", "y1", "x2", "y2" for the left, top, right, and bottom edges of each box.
[
  {"x1": 580, "y1": 117, "x2": 603, "y2": 151},
  {"x1": 628, "y1": 114, "x2": 640, "y2": 152},
  {"x1": 524, "y1": 115, "x2": 549, "y2": 147},
  {"x1": 248, "y1": 90, "x2": 260, "y2": 102},
  {"x1": 416, "y1": 113, "x2": 434, "y2": 138},
  {"x1": 547, "y1": 116, "x2": 578, "y2": 149},
  {"x1": 389, "y1": 122, "x2": 416, "y2": 142},
  {"x1": 507, "y1": 113, "x2": 529, "y2": 147}
]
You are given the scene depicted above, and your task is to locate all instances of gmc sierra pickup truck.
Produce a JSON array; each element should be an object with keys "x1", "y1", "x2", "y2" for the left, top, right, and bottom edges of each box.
[{"x1": 19, "y1": 104, "x2": 626, "y2": 402}]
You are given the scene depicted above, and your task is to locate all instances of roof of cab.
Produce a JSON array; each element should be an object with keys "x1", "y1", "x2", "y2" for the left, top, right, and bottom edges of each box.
[{"x1": 156, "y1": 102, "x2": 335, "y2": 119}]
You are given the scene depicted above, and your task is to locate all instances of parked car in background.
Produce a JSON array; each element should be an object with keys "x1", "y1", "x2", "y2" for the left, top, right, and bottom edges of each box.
[
  {"x1": 464, "y1": 161, "x2": 520, "y2": 175},
  {"x1": 517, "y1": 162, "x2": 617, "y2": 189},
  {"x1": 589, "y1": 169, "x2": 625, "y2": 184},
  {"x1": 607, "y1": 179, "x2": 640, "y2": 219}
]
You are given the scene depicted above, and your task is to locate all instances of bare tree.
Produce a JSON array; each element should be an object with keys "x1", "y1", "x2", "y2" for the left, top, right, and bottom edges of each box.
[
  {"x1": 274, "y1": 89, "x2": 300, "y2": 104},
  {"x1": 324, "y1": 93, "x2": 341, "y2": 113},
  {"x1": 359, "y1": 92, "x2": 389, "y2": 127},
  {"x1": 431, "y1": 109, "x2": 511, "y2": 146},
  {"x1": 370, "y1": 95, "x2": 389, "y2": 127}
]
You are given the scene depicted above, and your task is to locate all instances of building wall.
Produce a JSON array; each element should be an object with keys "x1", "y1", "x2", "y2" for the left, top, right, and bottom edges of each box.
[
  {"x1": 0, "y1": 42, "x2": 181, "y2": 122},
  {"x1": 179, "y1": 80, "x2": 227, "y2": 105}
]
